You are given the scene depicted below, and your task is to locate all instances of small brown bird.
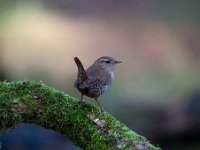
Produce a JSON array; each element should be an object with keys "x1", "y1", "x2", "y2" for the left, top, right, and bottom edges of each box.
[{"x1": 74, "y1": 56, "x2": 122, "y2": 112}]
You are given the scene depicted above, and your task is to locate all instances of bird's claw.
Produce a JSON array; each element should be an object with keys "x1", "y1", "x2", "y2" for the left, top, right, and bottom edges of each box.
[{"x1": 79, "y1": 99, "x2": 86, "y2": 105}]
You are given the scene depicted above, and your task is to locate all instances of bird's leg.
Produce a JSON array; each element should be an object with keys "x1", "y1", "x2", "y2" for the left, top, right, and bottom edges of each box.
[
  {"x1": 79, "y1": 93, "x2": 86, "y2": 105},
  {"x1": 95, "y1": 98, "x2": 105, "y2": 113},
  {"x1": 80, "y1": 93, "x2": 84, "y2": 105}
]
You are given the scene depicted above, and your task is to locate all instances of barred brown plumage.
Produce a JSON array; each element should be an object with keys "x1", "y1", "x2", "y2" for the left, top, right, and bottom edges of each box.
[{"x1": 74, "y1": 56, "x2": 122, "y2": 113}]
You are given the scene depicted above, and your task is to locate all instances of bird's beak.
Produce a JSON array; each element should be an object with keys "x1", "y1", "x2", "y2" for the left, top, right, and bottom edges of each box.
[{"x1": 115, "y1": 60, "x2": 122, "y2": 64}]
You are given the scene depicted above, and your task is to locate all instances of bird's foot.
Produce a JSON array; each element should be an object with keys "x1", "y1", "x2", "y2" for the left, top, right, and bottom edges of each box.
[
  {"x1": 97, "y1": 109, "x2": 106, "y2": 116},
  {"x1": 79, "y1": 99, "x2": 86, "y2": 105}
]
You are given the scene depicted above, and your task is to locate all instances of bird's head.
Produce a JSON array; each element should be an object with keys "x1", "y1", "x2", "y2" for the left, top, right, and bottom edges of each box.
[{"x1": 94, "y1": 56, "x2": 122, "y2": 71}]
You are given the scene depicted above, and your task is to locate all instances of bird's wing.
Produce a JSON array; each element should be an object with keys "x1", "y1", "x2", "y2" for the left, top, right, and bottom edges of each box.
[{"x1": 78, "y1": 76, "x2": 109, "y2": 91}]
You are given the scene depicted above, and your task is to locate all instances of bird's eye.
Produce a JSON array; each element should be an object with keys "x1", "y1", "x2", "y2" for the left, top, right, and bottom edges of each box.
[{"x1": 105, "y1": 61, "x2": 110, "y2": 63}]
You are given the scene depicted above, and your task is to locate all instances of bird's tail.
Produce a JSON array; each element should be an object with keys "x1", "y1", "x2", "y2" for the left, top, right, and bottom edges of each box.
[{"x1": 74, "y1": 57, "x2": 88, "y2": 82}]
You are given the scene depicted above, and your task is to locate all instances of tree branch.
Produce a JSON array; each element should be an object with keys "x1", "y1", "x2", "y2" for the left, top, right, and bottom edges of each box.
[{"x1": 0, "y1": 81, "x2": 160, "y2": 150}]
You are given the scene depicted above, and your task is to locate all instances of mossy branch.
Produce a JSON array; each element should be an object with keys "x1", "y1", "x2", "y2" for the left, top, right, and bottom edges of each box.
[{"x1": 0, "y1": 81, "x2": 160, "y2": 150}]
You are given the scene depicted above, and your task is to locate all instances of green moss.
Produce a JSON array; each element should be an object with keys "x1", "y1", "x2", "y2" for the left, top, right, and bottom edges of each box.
[{"x1": 0, "y1": 80, "x2": 160, "y2": 150}]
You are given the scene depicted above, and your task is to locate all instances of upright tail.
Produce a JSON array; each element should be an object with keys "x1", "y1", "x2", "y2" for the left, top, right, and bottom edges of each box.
[{"x1": 74, "y1": 57, "x2": 88, "y2": 82}]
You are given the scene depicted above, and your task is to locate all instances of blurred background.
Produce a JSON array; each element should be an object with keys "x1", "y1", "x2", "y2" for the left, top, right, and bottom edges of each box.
[{"x1": 0, "y1": 0, "x2": 200, "y2": 149}]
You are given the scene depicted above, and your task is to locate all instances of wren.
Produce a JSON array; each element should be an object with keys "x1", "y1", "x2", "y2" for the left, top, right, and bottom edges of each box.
[{"x1": 74, "y1": 56, "x2": 122, "y2": 113}]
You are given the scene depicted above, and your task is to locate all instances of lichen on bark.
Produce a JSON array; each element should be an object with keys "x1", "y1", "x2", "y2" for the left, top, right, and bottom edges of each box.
[{"x1": 0, "y1": 80, "x2": 160, "y2": 150}]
